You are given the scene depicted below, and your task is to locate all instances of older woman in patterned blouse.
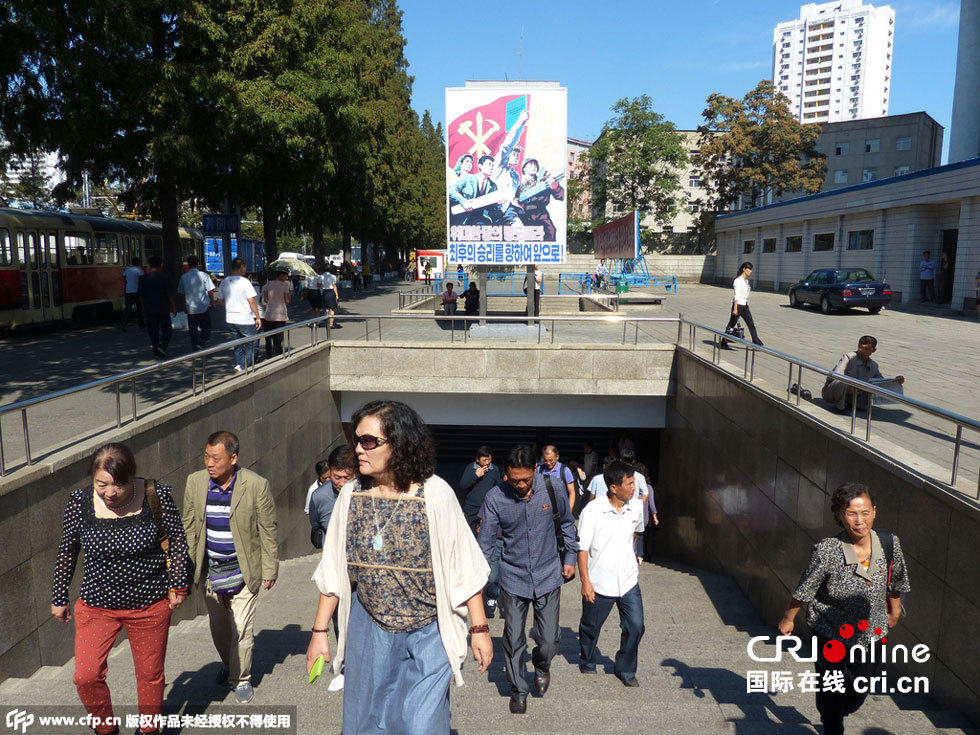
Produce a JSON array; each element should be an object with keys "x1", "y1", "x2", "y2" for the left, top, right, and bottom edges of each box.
[
  {"x1": 51, "y1": 443, "x2": 189, "y2": 735},
  {"x1": 778, "y1": 482, "x2": 909, "y2": 735},
  {"x1": 307, "y1": 400, "x2": 492, "y2": 734}
]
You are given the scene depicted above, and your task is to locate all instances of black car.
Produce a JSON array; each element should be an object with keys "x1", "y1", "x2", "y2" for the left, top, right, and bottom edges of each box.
[{"x1": 788, "y1": 268, "x2": 892, "y2": 314}]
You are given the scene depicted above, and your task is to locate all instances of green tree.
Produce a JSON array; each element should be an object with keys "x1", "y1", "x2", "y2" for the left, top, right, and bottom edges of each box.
[
  {"x1": 587, "y1": 95, "x2": 688, "y2": 228},
  {"x1": 697, "y1": 80, "x2": 825, "y2": 212}
]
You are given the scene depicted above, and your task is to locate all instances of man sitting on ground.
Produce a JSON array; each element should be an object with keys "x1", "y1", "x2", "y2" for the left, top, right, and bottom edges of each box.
[{"x1": 821, "y1": 335, "x2": 904, "y2": 412}]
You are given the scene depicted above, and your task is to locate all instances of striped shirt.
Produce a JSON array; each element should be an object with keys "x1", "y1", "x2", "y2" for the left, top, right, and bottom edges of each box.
[{"x1": 205, "y1": 473, "x2": 238, "y2": 563}]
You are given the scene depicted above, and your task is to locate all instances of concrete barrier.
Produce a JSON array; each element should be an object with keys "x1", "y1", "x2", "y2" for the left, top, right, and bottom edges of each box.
[
  {"x1": 657, "y1": 349, "x2": 980, "y2": 724},
  {"x1": 0, "y1": 344, "x2": 344, "y2": 681}
]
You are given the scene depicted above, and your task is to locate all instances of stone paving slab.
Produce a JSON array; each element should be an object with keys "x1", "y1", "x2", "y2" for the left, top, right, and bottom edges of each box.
[{"x1": 2, "y1": 552, "x2": 975, "y2": 735}]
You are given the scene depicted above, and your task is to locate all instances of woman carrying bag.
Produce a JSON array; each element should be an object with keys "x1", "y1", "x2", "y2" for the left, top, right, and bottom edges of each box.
[{"x1": 720, "y1": 261, "x2": 763, "y2": 349}]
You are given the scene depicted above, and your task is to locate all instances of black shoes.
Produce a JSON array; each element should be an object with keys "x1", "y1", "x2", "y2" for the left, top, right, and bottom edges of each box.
[
  {"x1": 533, "y1": 669, "x2": 550, "y2": 696},
  {"x1": 152, "y1": 346, "x2": 166, "y2": 359},
  {"x1": 579, "y1": 664, "x2": 596, "y2": 674},
  {"x1": 753, "y1": 340, "x2": 764, "y2": 347},
  {"x1": 790, "y1": 383, "x2": 813, "y2": 400},
  {"x1": 719, "y1": 340, "x2": 733, "y2": 350},
  {"x1": 617, "y1": 674, "x2": 640, "y2": 687},
  {"x1": 509, "y1": 692, "x2": 527, "y2": 714}
]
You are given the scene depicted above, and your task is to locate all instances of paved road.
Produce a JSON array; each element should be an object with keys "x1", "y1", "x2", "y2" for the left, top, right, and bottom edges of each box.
[
  {"x1": 0, "y1": 552, "x2": 975, "y2": 735},
  {"x1": 1, "y1": 280, "x2": 978, "y2": 494}
]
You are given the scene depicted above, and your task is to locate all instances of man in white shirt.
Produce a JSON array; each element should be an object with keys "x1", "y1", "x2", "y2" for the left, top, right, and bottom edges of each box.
[
  {"x1": 120, "y1": 257, "x2": 145, "y2": 330},
  {"x1": 216, "y1": 258, "x2": 261, "y2": 372},
  {"x1": 577, "y1": 459, "x2": 645, "y2": 687},
  {"x1": 322, "y1": 266, "x2": 340, "y2": 329},
  {"x1": 177, "y1": 255, "x2": 215, "y2": 350}
]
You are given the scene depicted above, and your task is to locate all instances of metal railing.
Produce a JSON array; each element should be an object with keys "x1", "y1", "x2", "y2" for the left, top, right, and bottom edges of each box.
[
  {"x1": 557, "y1": 272, "x2": 679, "y2": 294},
  {"x1": 2, "y1": 312, "x2": 978, "y2": 497},
  {"x1": 676, "y1": 316, "x2": 980, "y2": 495}
]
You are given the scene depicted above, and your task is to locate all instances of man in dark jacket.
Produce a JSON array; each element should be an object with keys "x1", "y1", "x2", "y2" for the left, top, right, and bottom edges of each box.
[
  {"x1": 459, "y1": 445, "x2": 501, "y2": 533},
  {"x1": 138, "y1": 255, "x2": 176, "y2": 359}
]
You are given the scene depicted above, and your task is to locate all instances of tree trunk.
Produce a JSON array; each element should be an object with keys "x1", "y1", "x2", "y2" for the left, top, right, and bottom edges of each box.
[
  {"x1": 262, "y1": 191, "x2": 278, "y2": 264},
  {"x1": 311, "y1": 220, "x2": 325, "y2": 266},
  {"x1": 158, "y1": 171, "x2": 181, "y2": 285},
  {"x1": 342, "y1": 229, "x2": 352, "y2": 264}
]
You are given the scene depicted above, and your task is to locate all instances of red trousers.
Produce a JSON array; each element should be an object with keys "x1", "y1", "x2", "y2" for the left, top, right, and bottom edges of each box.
[{"x1": 73, "y1": 597, "x2": 172, "y2": 735}]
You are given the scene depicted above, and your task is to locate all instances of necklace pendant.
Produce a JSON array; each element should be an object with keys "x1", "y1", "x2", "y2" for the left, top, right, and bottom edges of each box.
[{"x1": 372, "y1": 533, "x2": 383, "y2": 551}]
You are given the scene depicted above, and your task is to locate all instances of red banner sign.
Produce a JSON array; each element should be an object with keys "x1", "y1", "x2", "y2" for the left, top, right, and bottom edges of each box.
[{"x1": 593, "y1": 212, "x2": 638, "y2": 259}]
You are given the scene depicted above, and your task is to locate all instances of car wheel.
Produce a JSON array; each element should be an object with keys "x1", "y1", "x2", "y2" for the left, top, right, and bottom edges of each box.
[
  {"x1": 868, "y1": 306, "x2": 882, "y2": 315},
  {"x1": 820, "y1": 295, "x2": 833, "y2": 314},
  {"x1": 789, "y1": 290, "x2": 800, "y2": 308}
]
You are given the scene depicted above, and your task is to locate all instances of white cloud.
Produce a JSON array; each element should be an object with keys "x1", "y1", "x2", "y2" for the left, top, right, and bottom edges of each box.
[{"x1": 894, "y1": 2, "x2": 959, "y2": 30}]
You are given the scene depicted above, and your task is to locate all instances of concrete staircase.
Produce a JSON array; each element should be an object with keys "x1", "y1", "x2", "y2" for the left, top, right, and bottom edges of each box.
[{"x1": 2, "y1": 554, "x2": 975, "y2": 734}]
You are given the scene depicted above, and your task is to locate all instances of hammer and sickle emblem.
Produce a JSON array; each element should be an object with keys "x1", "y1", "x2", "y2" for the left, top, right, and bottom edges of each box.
[{"x1": 457, "y1": 112, "x2": 500, "y2": 158}]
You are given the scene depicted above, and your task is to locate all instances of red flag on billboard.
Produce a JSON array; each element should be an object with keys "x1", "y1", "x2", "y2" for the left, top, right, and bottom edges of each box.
[{"x1": 447, "y1": 94, "x2": 529, "y2": 175}]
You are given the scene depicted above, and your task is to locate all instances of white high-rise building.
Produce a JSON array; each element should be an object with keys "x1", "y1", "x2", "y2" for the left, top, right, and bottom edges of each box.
[{"x1": 773, "y1": 0, "x2": 895, "y2": 124}]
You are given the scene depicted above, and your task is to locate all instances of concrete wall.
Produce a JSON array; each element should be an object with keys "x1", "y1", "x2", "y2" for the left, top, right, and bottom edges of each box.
[
  {"x1": 0, "y1": 344, "x2": 343, "y2": 682},
  {"x1": 658, "y1": 349, "x2": 980, "y2": 724},
  {"x1": 648, "y1": 254, "x2": 716, "y2": 283}
]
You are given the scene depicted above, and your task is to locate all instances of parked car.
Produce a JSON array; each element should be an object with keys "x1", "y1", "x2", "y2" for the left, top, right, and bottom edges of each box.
[{"x1": 788, "y1": 268, "x2": 893, "y2": 314}]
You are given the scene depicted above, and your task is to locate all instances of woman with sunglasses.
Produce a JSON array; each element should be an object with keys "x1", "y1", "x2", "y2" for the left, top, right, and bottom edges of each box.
[{"x1": 307, "y1": 400, "x2": 492, "y2": 734}]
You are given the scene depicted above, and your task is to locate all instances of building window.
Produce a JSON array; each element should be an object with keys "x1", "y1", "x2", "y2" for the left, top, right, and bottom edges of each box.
[
  {"x1": 895, "y1": 136, "x2": 912, "y2": 151},
  {"x1": 835, "y1": 142, "x2": 849, "y2": 155},
  {"x1": 743, "y1": 240, "x2": 755, "y2": 254},
  {"x1": 862, "y1": 168, "x2": 877, "y2": 182},
  {"x1": 762, "y1": 238, "x2": 776, "y2": 253},
  {"x1": 813, "y1": 233, "x2": 835, "y2": 251},
  {"x1": 865, "y1": 139, "x2": 880, "y2": 153},
  {"x1": 785, "y1": 235, "x2": 803, "y2": 252},
  {"x1": 689, "y1": 176, "x2": 700, "y2": 188},
  {"x1": 847, "y1": 230, "x2": 874, "y2": 250},
  {"x1": 893, "y1": 165, "x2": 911, "y2": 176},
  {"x1": 834, "y1": 170, "x2": 848, "y2": 184},
  {"x1": 688, "y1": 201, "x2": 700, "y2": 214}
]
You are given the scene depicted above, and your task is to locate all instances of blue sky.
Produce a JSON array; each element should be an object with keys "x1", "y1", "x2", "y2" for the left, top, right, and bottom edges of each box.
[{"x1": 400, "y1": 0, "x2": 961, "y2": 161}]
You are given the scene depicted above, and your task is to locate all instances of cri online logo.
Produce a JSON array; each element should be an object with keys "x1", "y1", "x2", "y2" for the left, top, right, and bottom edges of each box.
[{"x1": 748, "y1": 619, "x2": 931, "y2": 664}]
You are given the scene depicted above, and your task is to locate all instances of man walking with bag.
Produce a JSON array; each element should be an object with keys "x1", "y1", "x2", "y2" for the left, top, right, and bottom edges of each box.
[
  {"x1": 478, "y1": 445, "x2": 577, "y2": 715},
  {"x1": 181, "y1": 431, "x2": 278, "y2": 704}
]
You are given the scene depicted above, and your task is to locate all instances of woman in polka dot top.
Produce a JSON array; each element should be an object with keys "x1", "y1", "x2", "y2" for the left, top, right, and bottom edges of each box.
[{"x1": 51, "y1": 443, "x2": 190, "y2": 735}]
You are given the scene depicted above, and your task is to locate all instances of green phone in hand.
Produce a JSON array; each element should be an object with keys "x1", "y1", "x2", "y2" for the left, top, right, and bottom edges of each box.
[{"x1": 308, "y1": 655, "x2": 325, "y2": 685}]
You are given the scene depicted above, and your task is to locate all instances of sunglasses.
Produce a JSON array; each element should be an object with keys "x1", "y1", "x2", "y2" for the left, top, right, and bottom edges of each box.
[{"x1": 355, "y1": 434, "x2": 389, "y2": 451}]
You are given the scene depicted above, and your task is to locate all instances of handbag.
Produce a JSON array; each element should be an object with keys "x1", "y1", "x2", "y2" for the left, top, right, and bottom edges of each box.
[
  {"x1": 725, "y1": 323, "x2": 745, "y2": 340},
  {"x1": 208, "y1": 558, "x2": 245, "y2": 594},
  {"x1": 542, "y1": 475, "x2": 575, "y2": 583},
  {"x1": 144, "y1": 479, "x2": 171, "y2": 571},
  {"x1": 171, "y1": 312, "x2": 189, "y2": 331}
]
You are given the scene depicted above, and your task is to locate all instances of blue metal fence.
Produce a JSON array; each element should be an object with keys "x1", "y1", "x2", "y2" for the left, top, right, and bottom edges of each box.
[{"x1": 431, "y1": 272, "x2": 544, "y2": 296}]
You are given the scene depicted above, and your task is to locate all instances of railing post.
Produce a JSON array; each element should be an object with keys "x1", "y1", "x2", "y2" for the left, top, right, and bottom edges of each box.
[
  {"x1": 786, "y1": 363, "x2": 794, "y2": 400},
  {"x1": 538, "y1": 320, "x2": 542, "y2": 344},
  {"x1": 850, "y1": 391, "x2": 858, "y2": 434},
  {"x1": 622, "y1": 320, "x2": 627, "y2": 345},
  {"x1": 865, "y1": 399, "x2": 873, "y2": 442},
  {"x1": 743, "y1": 346, "x2": 749, "y2": 378},
  {"x1": 749, "y1": 349, "x2": 756, "y2": 381},
  {"x1": 202, "y1": 355, "x2": 207, "y2": 393},
  {"x1": 116, "y1": 383, "x2": 122, "y2": 425},
  {"x1": 951, "y1": 425, "x2": 962, "y2": 485},
  {"x1": 21, "y1": 408, "x2": 31, "y2": 466},
  {"x1": 364, "y1": 320, "x2": 369, "y2": 341},
  {"x1": 131, "y1": 377, "x2": 138, "y2": 421},
  {"x1": 796, "y1": 366, "x2": 803, "y2": 406},
  {"x1": 0, "y1": 414, "x2": 5, "y2": 476},
  {"x1": 634, "y1": 322, "x2": 639, "y2": 346},
  {"x1": 378, "y1": 317, "x2": 382, "y2": 341},
  {"x1": 551, "y1": 319, "x2": 556, "y2": 344},
  {"x1": 676, "y1": 313, "x2": 683, "y2": 345}
]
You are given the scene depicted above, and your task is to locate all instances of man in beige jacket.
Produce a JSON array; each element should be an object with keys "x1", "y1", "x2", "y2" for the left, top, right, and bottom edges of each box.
[{"x1": 182, "y1": 430, "x2": 278, "y2": 704}]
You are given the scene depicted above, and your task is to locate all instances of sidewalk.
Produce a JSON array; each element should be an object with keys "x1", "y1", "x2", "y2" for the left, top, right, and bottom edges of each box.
[{"x1": 1, "y1": 552, "x2": 975, "y2": 734}]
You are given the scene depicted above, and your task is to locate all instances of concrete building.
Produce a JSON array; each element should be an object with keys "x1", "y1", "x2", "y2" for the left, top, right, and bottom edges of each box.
[
  {"x1": 774, "y1": 112, "x2": 943, "y2": 204},
  {"x1": 567, "y1": 136, "x2": 593, "y2": 220},
  {"x1": 774, "y1": 0, "x2": 895, "y2": 124},
  {"x1": 949, "y1": 0, "x2": 980, "y2": 163},
  {"x1": 713, "y1": 157, "x2": 980, "y2": 312}
]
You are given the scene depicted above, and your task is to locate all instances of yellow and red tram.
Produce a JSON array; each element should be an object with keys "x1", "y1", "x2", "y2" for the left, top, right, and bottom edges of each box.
[{"x1": 0, "y1": 208, "x2": 202, "y2": 329}]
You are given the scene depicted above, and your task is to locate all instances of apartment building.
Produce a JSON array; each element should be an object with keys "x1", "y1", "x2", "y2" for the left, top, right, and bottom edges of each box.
[{"x1": 774, "y1": 0, "x2": 895, "y2": 124}]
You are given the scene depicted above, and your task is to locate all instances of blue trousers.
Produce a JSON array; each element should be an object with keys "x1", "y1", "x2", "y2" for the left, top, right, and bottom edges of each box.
[
  {"x1": 227, "y1": 322, "x2": 258, "y2": 370},
  {"x1": 343, "y1": 595, "x2": 452, "y2": 735},
  {"x1": 578, "y1": 584, "x2": 644, "y2": 678}
]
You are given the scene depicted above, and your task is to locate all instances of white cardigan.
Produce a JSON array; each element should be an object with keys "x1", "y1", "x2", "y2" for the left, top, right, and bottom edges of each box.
[{"x1": 312, "y1": 475, "x2": 490, "y2": 685}]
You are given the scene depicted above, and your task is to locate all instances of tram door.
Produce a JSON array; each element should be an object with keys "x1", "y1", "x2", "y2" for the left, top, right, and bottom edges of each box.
[{"x1": 18, "y1": 230, "x2": 61, "y2": 324}]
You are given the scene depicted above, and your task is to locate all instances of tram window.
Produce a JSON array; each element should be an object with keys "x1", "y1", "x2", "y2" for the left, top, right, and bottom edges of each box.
[
  {"x1": 94, "y1": 233, "x2": 118, "y2": 264},
  {"x1": 64, "y1": 232, "x2": 93, "y2": 265},
  {"x1": 46, "y1": 234, "x2": 59, "y2": 268},
  {"x1": 28, "y1": 232, "x2": 39, "y2": 267},
  {"x1": 0, "y1": 229, "x2": 10, "y2": 266},
  {"x1": 16, "y1": 232, "x2": 26, "y2": 269}
]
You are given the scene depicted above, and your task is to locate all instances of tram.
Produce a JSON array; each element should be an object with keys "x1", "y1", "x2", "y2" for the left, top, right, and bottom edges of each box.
[{"x1": 0, "y1": 208, "x2": 202, "y2": 329}]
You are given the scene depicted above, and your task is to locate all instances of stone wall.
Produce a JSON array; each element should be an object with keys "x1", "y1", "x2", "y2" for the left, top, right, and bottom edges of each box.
[
  {"x1": 0, "y1": 344, "x2": 343, "y2": 682},
  {"x1": 647, "y1": 254, "x2": 716, "y2": 283},
  {"x1": 658, "y1": 349, "x2": 980, "y2": 724}
]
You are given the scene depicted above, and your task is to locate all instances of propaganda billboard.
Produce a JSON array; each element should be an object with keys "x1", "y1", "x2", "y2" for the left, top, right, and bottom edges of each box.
[
  {"x1": 593, "y1": 211, "x2": 639, "y2": 260},
  {"x1": 446, "y1": 83, "x2": 567, "y2": 265}
]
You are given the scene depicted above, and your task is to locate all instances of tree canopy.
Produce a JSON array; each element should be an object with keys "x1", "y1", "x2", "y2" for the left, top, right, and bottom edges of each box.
[
  {"x1": 696, "y1": 80, "x2": 825, "y2": 212},
  {"x1": 586, "y1": 95, "x2": 688, "y2": 229},
  {"x1": 0, "y1": 0, "x2": 444, "y2": 269}
]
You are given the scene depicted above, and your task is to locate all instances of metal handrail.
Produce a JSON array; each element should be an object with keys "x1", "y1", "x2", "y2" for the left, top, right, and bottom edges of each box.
[
  {"x1": 2, "y1": 312, "x2": 978, "y2": 496},
  {"x1": 678, "y1": 317, "x2": 980, "y2": 492}
]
